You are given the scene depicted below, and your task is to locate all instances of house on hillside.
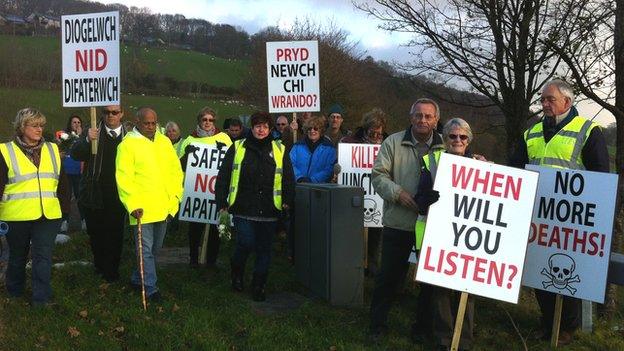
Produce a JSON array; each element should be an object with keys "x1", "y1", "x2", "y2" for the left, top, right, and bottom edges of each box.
[{"x1": 27, "y1": 13, "x2": 61, "y2": 29}]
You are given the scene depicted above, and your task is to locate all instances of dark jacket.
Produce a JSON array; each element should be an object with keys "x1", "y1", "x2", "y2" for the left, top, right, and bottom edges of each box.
[
  {"x1": 509, "y1": 107, "x2": 609, "y2": 172},
  {"x1": 70, "y1": 122, "x2": 126, "y2": 209},
  {"x1": 289, "y1": 136, "x2": 337, "y2": 183},
  {"x1": 215, "y1": 136, "x2": 295, "y2": 219}
]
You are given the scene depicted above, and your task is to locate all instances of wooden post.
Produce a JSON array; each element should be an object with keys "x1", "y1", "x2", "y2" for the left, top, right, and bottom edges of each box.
[
  {"x1": 450, "y1": 292, "x2": 469, "y2": 351},
  {"x1": 90, "y1": 107, "x2": 97, "y2": 155},
  {"x1": 199, "y1": 224, "x2": 210, "y2": 265},
  {"x1": 551, "y1": 294, "x2": 564, "y2": 347},
  {"x1": 292, "y1": 112, "x2": 298, "y2": 143},
  {"x1": 137, "y1": 218, "x2": 147, "y2": 310}
]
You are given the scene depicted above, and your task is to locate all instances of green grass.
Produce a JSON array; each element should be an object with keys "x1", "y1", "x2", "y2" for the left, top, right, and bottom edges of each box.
[
  {"x1": 0, "y1": 34, "x2": 249, "y2": 89},
  {"x1": 2, "y1": 224, "x2": 624, "y2": 350},
  {"x1": 0, "y1": 87, "x2": 254, "y2": 141}
]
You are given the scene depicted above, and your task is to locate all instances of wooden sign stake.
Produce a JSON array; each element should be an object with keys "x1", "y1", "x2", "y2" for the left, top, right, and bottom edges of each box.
[
  {"x1": 551, "y1": 294, "x2": 564, "y2": 348},
  {"x1": 90, "y1": 107, "x2": 97, "y2": 155},
  {"x1": 199, "y1": 224, "x2": 210, "y2": 265},
  {"x1": 292, "y1": 112, "x2": 298, "y2": 143},
  {"x1": 450, "y1": 292, "x2": 469, "y2": 351}
]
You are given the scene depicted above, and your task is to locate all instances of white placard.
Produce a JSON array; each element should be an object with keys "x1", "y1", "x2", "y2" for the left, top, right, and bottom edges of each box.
[
  {"x1": 266, "y1": 40, "x2": 320, "y2": 113},
  {"x1": 522, "y1": 165, "x2": 617, "y2": 303},
  {"x1": 179, "y1": 144, "x2": 228, "y2": 224},
  {"x1": 62, "y1": 11, "x2": 120, "y2": 107},
  {"x1": 416, "y1": 153, "x2": 539, "y2": 303},
  {"x1": 337, "y1": 143, "x2": 383, "y2": 227}
]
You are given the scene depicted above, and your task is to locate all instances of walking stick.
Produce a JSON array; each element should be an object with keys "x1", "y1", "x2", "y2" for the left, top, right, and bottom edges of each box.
[{"x1": 137, "y1": 217, "x2": 147, "y2": 310}]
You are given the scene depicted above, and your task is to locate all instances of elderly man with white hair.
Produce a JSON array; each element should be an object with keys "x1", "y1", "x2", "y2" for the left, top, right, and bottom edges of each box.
[{"x1": 510, "y1": 79, "x2": 609, "y2": 345}]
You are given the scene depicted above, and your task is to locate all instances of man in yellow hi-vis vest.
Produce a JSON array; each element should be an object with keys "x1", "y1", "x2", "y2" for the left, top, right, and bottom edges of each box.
[
  {"x1": 116, "y1": 107, "x2": 184, "y2": 302},
  {"x1": 510, "y1": 79, "x2": 609, "y2": 345},
  {"x1": 215, "y1": 112, "x2": 295, "y2": 302},
  {"x1": 0, "y1": 108, "x2": 70, "y2": 306}
]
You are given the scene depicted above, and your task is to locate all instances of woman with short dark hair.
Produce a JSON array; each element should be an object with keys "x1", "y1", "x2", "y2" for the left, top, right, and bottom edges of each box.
[{"x1": 215, "y1": 111, "x2": 295, "y2": 301}]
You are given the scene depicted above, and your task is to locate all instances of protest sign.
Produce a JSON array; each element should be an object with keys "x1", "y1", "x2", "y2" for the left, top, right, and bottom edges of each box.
[
  {"x1": 337, "y1": 143, "x2": 383, "y2": 227},
  {"x1": 522, "y1": 166, "x2": 617, "y2": 303},
  {"x1": 266, "y1": 40, "x2": 320, "y2": 113},
  {"x1": 179, "y1": 143, "x2": 227, "y2": 224},
  {"x1": 416, "y1": 153, "x2": 539, "y2": 303},
  {"x1": 62, "y1": 11, "x2": 120, "y2": 107}
]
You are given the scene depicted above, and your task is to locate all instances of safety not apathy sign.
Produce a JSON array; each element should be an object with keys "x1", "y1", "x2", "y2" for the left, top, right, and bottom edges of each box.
[
  {"x1": 522, "y1": 166, "x2": 617, "y2": 303},
  {"x1": 416, "y1": 153, "x2": 539, "y2": 303},
  {"x1": 266, "y1": 40, "x2": 320, "y2": 113},
  {"x1": 179, "y1": 143, "x2": 228, "y2": 224},
  {"x1": 62, "y1": 11, "x2": 120, "y2": 107},
  {"x1": 337, "y1": 143, "x2": 383, "y2": 228}
]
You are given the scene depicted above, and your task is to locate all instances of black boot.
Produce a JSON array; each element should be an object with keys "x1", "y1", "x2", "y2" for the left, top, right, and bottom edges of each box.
[
  {"x1": 251, "y1": 272, "x2": 267, "y2": 302},
  {"x1": 230, "y1": 260, "x2": 244, "y2": 292}
]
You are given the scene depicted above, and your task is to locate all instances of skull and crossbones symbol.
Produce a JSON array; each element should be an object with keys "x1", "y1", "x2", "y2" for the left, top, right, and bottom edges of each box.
[
  {"x1": 363, "y1": 198, "x2": 381, "y2": 225},
  {"x1": 541, "y1": 253, "x2": 581, "y2": 295}
]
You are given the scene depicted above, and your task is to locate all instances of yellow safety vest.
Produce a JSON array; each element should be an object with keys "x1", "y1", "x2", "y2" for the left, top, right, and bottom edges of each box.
[
  {"x1": 524, "y1": 116, "x2": 598, "y2": 170},
  {"x1": 227, "y1": 139, "x2": 284, "y2": 210},
  {"x1": 414, "y1": 150, "x2": 443, "y2": 250},
  {"x1": 178, "y1": 132, "x2": 232, "y2": 158},
  {"x1": 0, "y1": 141, "x2": 62, "y2": 221}
]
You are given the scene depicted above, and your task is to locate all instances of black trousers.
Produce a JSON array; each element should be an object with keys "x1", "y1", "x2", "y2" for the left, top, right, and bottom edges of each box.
[
  {"x1": 187, "y1": 222, "x2": 220, "y2": 265},
  {"x1": 83, "y1": 200, "x2": 126, "y2": 281},
  {"x1": 535, "y1": 289, "x2": 580, "y2": 333},
  {"x1": 370, "y1": 227, "x2": 430, "y2": 331}
]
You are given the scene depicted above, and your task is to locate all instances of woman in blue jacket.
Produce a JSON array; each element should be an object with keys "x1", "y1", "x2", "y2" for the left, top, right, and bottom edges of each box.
[{"x1": 289, "y1": 115, "x2": 336, "y2": 183}]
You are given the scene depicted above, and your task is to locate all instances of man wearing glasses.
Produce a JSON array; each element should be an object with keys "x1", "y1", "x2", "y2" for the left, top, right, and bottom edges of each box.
[
  {"x1": 71, "y1": 105, "x2": 127, "y2": 283},
  {"x1": 369, "y1": 98, "x2": 445, "y2": 342}
]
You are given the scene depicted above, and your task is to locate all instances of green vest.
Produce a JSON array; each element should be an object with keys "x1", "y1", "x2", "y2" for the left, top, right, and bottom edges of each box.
[
  {"x1": 227, "y1": 139, "x2": 285, "y2": 210},
  {"x1": 414, "y1": 150, "x2": 443, "y2": 250},
  {"x1": 0, "y1": 141, "x2": 62, "y2": 221},
  {"x1": 524, "y1": 115, "x2": 598, "y2": 170}
]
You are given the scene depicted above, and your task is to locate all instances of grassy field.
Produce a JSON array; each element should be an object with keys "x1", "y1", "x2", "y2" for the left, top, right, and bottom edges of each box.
[
  {"x1": 1, "y1": 223, "x2": 624, "y2": 350},
  {"x1": 0, "y1": 34, "x2": 249, "y2": 89},
  {"x1": 0, "y1": 87, "x2": 254, "y2": 141}
]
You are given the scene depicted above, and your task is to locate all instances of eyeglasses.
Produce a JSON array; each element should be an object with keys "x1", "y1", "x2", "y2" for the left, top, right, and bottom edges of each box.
[
  {"x1": 102, "y1": 109, "x2": 121, "y2": 116},
  {"x1": 540, "y1": 96, "x2": 561, "y2": 103},
  {"x1": 448, "y1": 134, "x2": 468, "y2": 141},
  {"x1": 276, "y1": 123, "x2": 287, "y2": 126},
  {"x1": 307, "y1": 126, "x2": 320, "y2": 132},
  {"x1": 201, "y1": 118, "x2": 215, "y2": 123}
]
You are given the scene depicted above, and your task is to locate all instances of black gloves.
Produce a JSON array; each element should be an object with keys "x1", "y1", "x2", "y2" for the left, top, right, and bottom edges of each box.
[{"x1": 415, "y1": 189, "x2": 440, "y2": 211}]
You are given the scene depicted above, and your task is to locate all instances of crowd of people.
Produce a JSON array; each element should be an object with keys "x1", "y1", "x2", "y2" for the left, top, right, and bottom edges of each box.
[{"x1": 0, "y1": 79, "x2": 610, "y2": 349}]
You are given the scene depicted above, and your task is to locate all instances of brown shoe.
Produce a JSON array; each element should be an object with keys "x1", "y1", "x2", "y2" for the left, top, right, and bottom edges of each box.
[{"x1": 557, "y1": 331, "x2": 573, "y2": 346}]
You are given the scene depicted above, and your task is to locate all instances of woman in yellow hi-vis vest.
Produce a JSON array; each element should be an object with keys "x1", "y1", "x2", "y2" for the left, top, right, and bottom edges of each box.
[
  {"x1": 414, "y1": 118, "x2": 487, "y2": 351},
  {"x1": 215, "y1": 112, "x2": 295, "y2": 302},
  {"x1": 0, "y1": 108, "x2": 69, "y2": 306}
]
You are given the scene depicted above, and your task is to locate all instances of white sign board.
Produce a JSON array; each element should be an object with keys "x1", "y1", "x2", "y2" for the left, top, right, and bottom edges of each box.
[
  {"x1": 337, "y1": 143, "x2": 383, "y2": 227},
  {"x1": 416, "y1": 153, "x2": 539, "y2": 303},
  {"x1": 522, "y1": 166, "x2": 617, "y2": 303},
  {"x1": 62, "y1": 11, "x2": 120, "y2": 107},
  {"x1": 266, "y1": 40, "x2": 320, "y2": 113},
  {"x1": 179, "y1": 144, "x2": 228, "y2": 224}
]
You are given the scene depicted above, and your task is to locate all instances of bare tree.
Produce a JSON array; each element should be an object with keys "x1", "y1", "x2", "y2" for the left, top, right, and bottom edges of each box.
[{"x1": 354, "y1": 0, "x2": 597, "y2": 158}]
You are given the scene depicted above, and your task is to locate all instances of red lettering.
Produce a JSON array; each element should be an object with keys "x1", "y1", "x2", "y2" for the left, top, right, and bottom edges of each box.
[
  {"x1": 75, "y1": 50, "x2": 87, "y2": 71},
  {"x1": 528, "y1": 222, "x2": 536, "y2": 243},
  {"x1": 487, "y1": 261, "x2": 504, "y2": 287},
  {"x1": 95, "y1": 48, "x2": 107, "y2": 71},
  {"x1": 538, "y1": 223, "x2": 549, "y2": 246},
  {"x1": 443, "y1": 251, "x2": 458, "y2": 275},
  {"x1": 208, "y1": 175, "x2": 217, "y2": 194},
  {"x1": 547, "y1": 225, "x2": 560, "y2": 249},
  {"x1": 351, "y1": 147, "x2": 358, "y2": 167},
  {"x1": 490, "y1": 172, "x2": 504, "y2": 197},
  {"x1": 505, "y1": 176, "x2": 522, "y2": 201},
  {"x1": 422, "y1": 246, "x2": 436, "y2": 271},
  {"x1": 194, "y1": 174, "x2": 208, "y2": 192},
  {"x1": 451, "y1": 164, "x2": 473, "y2": 189},
  {"x1": 473, "y1": 257, "x2": 487, "y2": 283},
  {"x1": 459, "y1": 254, "x2": 475, "y2": 279}
]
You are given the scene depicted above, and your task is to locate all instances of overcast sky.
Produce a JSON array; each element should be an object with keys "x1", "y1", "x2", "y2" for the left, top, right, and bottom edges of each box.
[
  {"x1": 98, "y1": 0, "x2": 614, "y2": 126},
  {"x1": 98, "y1": 0, "x2": 413, "y2": 63}
]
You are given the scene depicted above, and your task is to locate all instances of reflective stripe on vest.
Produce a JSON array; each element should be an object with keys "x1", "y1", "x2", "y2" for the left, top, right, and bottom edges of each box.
[
  {"x1": 227, "y1": 139, "x2": 284, "y2": 210},
  {"x1": 0, "y1": 141, "x2": 62, "y2": 221},
  {"x1": 524, "y1": 116, "x2": 597, "y2": 170},
  {"x1": 414, "y1": 150, "x2": 443, "y2": 250}
]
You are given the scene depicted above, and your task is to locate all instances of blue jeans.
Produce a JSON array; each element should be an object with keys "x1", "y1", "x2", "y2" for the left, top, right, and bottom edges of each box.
[
  {"x1": 232, "y1": 217, "x2": 276, "y2": 275},
  {"x1": 5, "y1": 219, "x2": 61, "y2": 303},
  {"x1": 131, "y1": 220, "x2": 167, "y2": 296}
]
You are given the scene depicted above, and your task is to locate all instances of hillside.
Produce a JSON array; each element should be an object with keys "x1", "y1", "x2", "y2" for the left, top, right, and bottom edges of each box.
[{"x1": 0, "y1": 34, "x2": 249, "y2": 90}]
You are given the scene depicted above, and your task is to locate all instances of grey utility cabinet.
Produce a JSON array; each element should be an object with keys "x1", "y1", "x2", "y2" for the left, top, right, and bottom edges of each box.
[{"x1": 295, "y1": 183, "x2": 364, "y2": 306}]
